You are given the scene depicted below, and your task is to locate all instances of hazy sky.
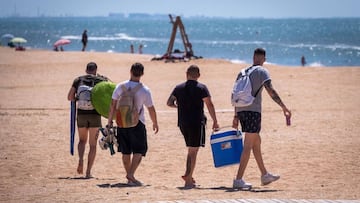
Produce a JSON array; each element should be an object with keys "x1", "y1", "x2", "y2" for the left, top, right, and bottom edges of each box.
[{"x1": 1, "y1": 0, "x2": 359, "y2": 18}]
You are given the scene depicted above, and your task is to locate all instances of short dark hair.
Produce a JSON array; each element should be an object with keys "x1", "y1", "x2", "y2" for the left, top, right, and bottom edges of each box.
[
  {"x1": 131, "y1": 62, "x2": 144, "y2": 77},
  {"x1": 186, "y1": 65, "x2": 200, "y2": 78},
  {"x1": 86, "y1": 62, "x2": 97, "y2": 72},
  {"x1": 254, "y1": 48, "x2": 266, "y2": 56}
]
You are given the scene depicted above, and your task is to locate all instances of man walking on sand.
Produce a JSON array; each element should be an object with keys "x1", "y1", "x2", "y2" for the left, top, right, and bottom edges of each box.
[
  {"x1": 232, "y1": 48, "x2": 291, "y2": 189},
  {"x1": 107, "y1": 62, "x2": 159, "y2": 186},
  {"x1": 67, "y1": 62, "x2": 109, "y2": 178},
  {"x1": 167, "y1": 65, "x2": 219, "y2": 189}
]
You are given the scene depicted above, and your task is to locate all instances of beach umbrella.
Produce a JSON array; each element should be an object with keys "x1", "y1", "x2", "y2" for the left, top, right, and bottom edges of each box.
[
  {"x1": 54, "y1": 39, "x2": 71, "y2": 47},
  {"x1": 10, "y1": 37, "x2": 27, "y2": 44},
  {"x1": 1, "y1": 34, "x2": 14, "y2": 39},
  {"x1": 1, "y1": 34, "x2": 14, "y2": 46}
]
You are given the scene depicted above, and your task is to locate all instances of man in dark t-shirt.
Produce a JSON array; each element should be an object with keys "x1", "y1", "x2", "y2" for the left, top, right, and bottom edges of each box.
[
  {"x1": 167, "y1": 65, "x2": 219, "y2": 189},
  {"x1": 67, "y1": 62, "x2": 108, "y2": 178}
]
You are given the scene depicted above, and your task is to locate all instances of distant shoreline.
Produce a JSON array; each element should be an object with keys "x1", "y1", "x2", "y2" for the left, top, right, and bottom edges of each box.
[
  {"x1": 1, "y1": 46, "x2": 359, "y2": 69},
  {"x1": 1, "y1": 15, "x2": 360, "y2": 19}
]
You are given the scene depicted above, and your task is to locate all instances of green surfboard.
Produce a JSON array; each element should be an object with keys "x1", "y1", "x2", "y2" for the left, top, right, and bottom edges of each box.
[{"x1": 91, "y1": 81, "x2": 116, "y2": 119}]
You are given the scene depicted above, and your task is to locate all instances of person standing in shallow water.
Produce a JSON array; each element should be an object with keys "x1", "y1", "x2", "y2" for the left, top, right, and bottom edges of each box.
[{"x1": 81, "y1": 30, "x2": 88, "y2": 51}]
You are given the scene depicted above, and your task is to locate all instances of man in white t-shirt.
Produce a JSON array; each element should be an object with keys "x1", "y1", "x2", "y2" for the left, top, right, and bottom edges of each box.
[{"x1": 107, "y1": 62, "x2": 159, "y2": 186}]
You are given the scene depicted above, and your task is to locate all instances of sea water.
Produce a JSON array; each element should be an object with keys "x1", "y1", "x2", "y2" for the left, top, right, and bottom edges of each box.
[{"x1": 1, "y1": 16, "x2": 359, "y2": 67}]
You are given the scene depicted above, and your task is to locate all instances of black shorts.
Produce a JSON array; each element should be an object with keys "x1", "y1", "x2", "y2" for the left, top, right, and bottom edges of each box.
[
  {"x1": 237, "y1": 111, "x2": 261, "y2": 133},
  {"x1": 179, "y1": 123, "x2": 206, "y2": 147},
  {"x1": 116, "y1": 121, "x2": 148, "y2": 156},
  {"x1": 77, "y1": 114, "x2": 102, "y2": 128}
]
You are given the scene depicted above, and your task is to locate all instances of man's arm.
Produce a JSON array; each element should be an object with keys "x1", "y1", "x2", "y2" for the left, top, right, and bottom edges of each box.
[
  {"x1": 147, "y1": 106, "x2": 159, "y2": 134},
  {"x1": 264, "y1": 80, "x2": 291, "y2": 117},
  {"x1": 67, "y1": 87, "x2": 76, "y2": 101},
  {"x1": 203, "y1": 96, "x2": 219, "y2": 130},
  {"x1": 107, "y1": 99, "x2": 117, "y2": 127},
  {"x1": 166, "y1": 94, "x2": 177, "y2": 108}
]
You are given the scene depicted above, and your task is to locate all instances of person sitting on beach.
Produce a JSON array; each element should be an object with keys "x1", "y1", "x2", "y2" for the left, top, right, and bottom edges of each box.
[
  {"x1": 167, "y1": 65, "x2": 219, "y2": 189},
  {"x1": 67, "y1": 62, "x2": 109, "y2": 178}
]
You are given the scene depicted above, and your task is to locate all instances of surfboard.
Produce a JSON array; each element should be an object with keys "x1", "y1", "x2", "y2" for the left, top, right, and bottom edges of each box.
[
  {"x1": 91, "y1": 81, "x2": 116, "y2": 119},
  {"x1": 70, "y1": 101, "x2": 76, "y2": 156}
]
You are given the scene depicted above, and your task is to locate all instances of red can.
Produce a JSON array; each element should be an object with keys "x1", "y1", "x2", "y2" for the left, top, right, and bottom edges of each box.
[{"x1": 286, "y1": 115, "x2": 291, "y2": 126}]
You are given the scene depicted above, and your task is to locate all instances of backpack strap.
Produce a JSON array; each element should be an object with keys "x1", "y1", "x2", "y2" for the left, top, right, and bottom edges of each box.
[
  {"x1": 121, "y1": 84, "x2": 127, "y2": 92},
  {"x1": 250, "y1": 66, "x2": 263, "y2": 98},
  {"x1": 245, "y1": 65, "x2": 259, "y2": 75},
  {"x1": 245, "y1": 65, "x2": 262, "y2": 98},
  {"x1": 132, "y1": 83, "x2": 142, "y2": 93}
]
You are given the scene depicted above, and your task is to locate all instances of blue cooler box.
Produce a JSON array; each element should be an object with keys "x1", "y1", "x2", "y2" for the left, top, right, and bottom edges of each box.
[{"x1": 210, "y1": 130, "x2": 243, "y2": 168}]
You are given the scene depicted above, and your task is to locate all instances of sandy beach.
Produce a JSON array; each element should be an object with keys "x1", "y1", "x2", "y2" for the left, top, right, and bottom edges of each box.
[{"x1": 0, "y1": 47, "x2": 359, "y2": 202}]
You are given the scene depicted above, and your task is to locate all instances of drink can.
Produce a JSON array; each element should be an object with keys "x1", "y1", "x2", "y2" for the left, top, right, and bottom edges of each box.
[{"x1": 286, "y1": 115, "x2": 291, "y2": 126}]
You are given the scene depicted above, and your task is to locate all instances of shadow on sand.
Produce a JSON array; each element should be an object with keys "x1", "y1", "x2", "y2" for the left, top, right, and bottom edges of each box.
[
  {"x1": 176, "y1": 185, "x2": 281, "y2": 193},
  {"x1": 97, "y1": 182, "x2": 151, "y2": 188}
]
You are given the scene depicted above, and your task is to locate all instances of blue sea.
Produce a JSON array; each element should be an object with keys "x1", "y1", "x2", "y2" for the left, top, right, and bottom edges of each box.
[{"x1": 1, "y1": 16, "x2": 359, "y2": 67}]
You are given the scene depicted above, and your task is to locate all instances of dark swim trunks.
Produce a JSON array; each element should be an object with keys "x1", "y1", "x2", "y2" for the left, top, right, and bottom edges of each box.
[
  {"x1": 179, "y1": 123, "x2": 206, "y2": 147},
  {"x1": 116, "y1": 121, "x2": 148, "y2": 156},
  {"x1": 237, "y1": 111, "x2": 261, "y2": 133}
]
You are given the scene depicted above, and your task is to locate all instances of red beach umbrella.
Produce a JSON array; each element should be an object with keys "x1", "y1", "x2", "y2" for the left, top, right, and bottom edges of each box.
[{"x1": 53, "y1": 39, "x2": 71, "y2": 47}]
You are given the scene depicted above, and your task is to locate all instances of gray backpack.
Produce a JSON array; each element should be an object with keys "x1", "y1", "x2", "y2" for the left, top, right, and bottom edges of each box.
[{"x1": 77, "y1": 81, "x2": 94, "y2": 110}]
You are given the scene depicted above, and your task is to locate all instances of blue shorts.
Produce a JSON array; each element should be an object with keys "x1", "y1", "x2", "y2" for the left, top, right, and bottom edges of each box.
[
  {"x1": 116, "y1": 121, "x2": 148, "y2": 156},
  {"x1": 237, "y1": 111, "x2": 261, "y2": 133}
]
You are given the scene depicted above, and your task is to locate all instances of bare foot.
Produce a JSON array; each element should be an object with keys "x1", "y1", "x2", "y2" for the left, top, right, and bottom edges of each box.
[
  {"x1": 182, "y1": 175, "x2": 195, "y2": 183},
  {"x1": 85, "y1": 169, "x2": 92, "y2": 179},
  {"x1": 77, "y1": 160, "x2": 83, "y2": 174},
  {"x1": 126, "y1": 175, "x2": 142, "y2": 186}
]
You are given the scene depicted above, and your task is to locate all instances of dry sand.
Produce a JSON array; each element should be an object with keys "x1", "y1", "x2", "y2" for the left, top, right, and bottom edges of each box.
[{"x1": 0, "y1": 47, "x2": 359, "y2": 202}]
